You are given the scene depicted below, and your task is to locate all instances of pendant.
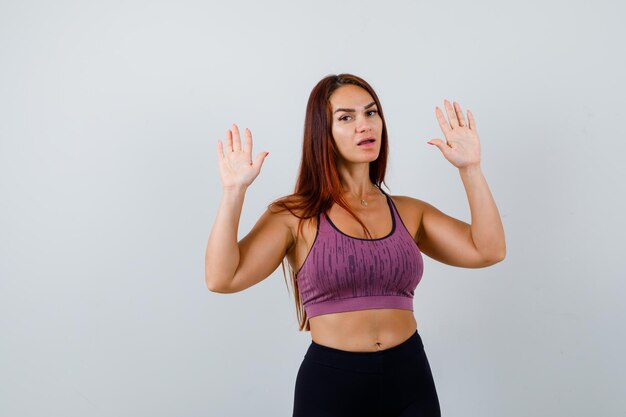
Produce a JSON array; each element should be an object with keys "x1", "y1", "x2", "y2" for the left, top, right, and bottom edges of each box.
[{"x1": 360, "y1": 199, "x2": 368, "y2": 207}]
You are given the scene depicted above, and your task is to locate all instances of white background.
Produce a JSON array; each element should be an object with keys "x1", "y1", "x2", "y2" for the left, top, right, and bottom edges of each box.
[{"x1": 1, "y1": 0, "x2": 624, "y2": 416}]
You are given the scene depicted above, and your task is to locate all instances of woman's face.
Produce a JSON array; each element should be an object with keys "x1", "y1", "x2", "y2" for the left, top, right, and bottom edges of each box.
[{"x1": 329, "y1": 84, "x2": 383, "y2": 165}]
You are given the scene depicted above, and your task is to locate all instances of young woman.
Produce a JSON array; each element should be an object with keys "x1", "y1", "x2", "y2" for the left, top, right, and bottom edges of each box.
[{"x1": 206, "y1": 73, "x2": 506, "y2": 417}]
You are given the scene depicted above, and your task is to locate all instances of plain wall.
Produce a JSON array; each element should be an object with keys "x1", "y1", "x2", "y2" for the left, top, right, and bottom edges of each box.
[{"x1": 1, "y1": 0, "x2": 624, "y2": 415}]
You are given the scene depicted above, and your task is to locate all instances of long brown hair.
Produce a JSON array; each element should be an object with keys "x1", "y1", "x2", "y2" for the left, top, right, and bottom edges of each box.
[{"x1": 269, "y1": 73, "x2": 390, "y2": 331}]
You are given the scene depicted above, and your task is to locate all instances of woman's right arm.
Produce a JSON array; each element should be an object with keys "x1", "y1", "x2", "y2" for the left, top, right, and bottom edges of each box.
[
  {"x1": 205, "y1": 124, "x2": 290, "y2": 293},
  {"x1": 204, "y1": 185, "x2": 247, "y2": 292},
  {"x1": 205, "y1": 185, "x2": 294, "y2": 293}
]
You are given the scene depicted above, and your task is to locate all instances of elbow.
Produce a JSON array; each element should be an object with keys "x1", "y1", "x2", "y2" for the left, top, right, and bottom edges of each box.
[
  {"x1": 493, "y1": 252, "x2": 506, "y2": 264},
  {"x1": 206, "y1": 282, "x2": 218, "y2": 293},
  {"x1": 205, "y1": 278, "x2": 218, "y2": 292},
  {"x1": 204, "y1": 265, "x2": 228, "y2": 293},
  {"x1": 497, "y1": 243, "x2": 507, "y2": 262},
  {"x1": 205, "y1": 277, "x2": 231, "y2": 293},
  {"x1": 485, "y1": 248, "x2": 506, "y2": 266},
  {"x1": 477, "y1": 247, "x2": 505, "y2": 267}
]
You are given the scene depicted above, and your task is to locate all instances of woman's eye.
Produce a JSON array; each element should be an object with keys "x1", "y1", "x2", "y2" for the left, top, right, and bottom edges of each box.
[{"x1": 339, "y1": 111, "x2": 376, "y2": 121}]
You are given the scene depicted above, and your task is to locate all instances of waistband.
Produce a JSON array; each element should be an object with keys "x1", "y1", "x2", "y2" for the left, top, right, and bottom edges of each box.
[{"x1": 304, "y1": 329, "x2": 424, "y2": 374}]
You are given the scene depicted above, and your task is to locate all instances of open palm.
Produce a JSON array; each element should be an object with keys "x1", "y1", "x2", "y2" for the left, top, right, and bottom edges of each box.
[
  {"x1": 217, "y1": 124, "x2": 269, "y2": 190},
  {"x1": 427, "y1": 99, "x2": 481, "y2": 169}
]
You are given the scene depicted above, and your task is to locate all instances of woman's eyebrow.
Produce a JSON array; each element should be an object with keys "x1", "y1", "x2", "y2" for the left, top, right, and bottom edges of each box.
[{"x1": 333, "y1": 101, "x2": 376, "y2": 114}]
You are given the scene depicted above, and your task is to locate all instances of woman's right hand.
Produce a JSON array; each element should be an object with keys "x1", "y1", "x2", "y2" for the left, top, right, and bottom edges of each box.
[{"x1": 217, "y1": 124, "x2": 269, "y2": 190}]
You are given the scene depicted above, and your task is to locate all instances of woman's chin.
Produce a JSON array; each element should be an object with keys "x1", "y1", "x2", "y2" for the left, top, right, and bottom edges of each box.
[{"x1": 340, "y1": 157, "x2": 380, "y2": 166}]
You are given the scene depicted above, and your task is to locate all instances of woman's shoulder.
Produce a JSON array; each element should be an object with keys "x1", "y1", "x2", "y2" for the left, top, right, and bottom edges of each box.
[
  {"x1": 266, "y1": 195, "x2": 318, "y2": 234},
  {"x1": 269, "y1": 200, "x2": 323, "y2": 258},
  {"x1": 387, "y1": 192, "x2": 428, "y2": 213},
  {"x1": 385, "y1": 193, "x2": 429, "y2": 240},
  {"x1": 267, "y1": 195, "x2": 313, "y2": 217}
]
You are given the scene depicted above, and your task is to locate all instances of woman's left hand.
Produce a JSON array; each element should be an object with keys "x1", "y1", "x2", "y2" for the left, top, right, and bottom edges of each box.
[{"x1": 427, "y1": 99, "x2": 481, "y2": 169}]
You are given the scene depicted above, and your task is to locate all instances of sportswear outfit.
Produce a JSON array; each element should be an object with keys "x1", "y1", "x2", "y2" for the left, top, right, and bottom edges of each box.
[{"x1": 292, "y1": 186, "x2": 441, "y2": 416}]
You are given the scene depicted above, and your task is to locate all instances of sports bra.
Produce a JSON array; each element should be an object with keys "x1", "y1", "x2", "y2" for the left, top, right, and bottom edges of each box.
[{"x1": 295, "y1": 186, "x2": 424, "y2": 319}]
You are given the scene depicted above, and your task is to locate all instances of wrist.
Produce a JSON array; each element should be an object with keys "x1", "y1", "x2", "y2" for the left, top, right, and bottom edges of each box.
[
  {"x1": 459, "y1": 164, "x2": 482, "y2": 176},
  {"x1": 222, "y1": 184, "x2": 248, "y2": 194}
]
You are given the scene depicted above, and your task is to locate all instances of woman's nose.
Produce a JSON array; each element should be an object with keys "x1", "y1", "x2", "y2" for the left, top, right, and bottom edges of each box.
[{"x1": 356, "y1": 116, "x2": 372, "y2": 132}]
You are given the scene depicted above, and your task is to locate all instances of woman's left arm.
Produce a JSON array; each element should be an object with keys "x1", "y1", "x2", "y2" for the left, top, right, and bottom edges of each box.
[
  {"x1": 424, "y1": 99, "x2": 506, "y2": 265},
  {"x1": 458, "y1": 164, "x2": 506, "y2": 263}
]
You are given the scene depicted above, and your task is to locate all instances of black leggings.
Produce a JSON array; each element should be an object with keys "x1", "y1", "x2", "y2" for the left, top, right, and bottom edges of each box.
[{"x1": 292, "y1": 329, "x2": 441, "y2": 417}]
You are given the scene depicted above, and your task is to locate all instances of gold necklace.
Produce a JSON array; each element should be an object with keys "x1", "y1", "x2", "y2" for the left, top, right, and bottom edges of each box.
[{"x1": 348, "y1": 184, "x2": 376, "y2": 207}]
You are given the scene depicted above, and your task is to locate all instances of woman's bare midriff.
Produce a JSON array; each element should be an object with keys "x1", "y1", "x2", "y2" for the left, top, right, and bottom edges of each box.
[{"x1": 309, "y1": 309, "x2": 418, "y2": 352}]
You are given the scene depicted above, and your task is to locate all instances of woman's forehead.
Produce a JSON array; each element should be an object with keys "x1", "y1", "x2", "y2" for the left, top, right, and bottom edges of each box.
[{"x1": 330, "y1": 85, "x2": 375, "y2": 109}]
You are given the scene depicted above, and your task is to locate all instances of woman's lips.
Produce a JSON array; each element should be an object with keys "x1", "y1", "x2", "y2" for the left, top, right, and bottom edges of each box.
[{"x1": 357, "y1": 139, "x2": 376, "y2": 149}]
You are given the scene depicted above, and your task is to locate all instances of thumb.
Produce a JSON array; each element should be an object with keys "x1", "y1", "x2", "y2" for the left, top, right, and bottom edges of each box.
[
  {"x1": 254, "y1": 151, "x2": 269, "y2": 169},
  {"x1": 427, "y1": 139, "x2": 447, "y2": 153}
]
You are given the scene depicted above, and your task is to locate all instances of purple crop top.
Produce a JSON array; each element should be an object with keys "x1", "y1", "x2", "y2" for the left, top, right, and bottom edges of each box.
[{"x1": 295, "y1": 187, "x2": 424, "y2": 319}]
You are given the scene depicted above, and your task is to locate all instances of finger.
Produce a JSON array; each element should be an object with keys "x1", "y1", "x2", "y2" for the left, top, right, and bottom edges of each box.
[
  {"x1": 231, "y1": 123, "x2": 242, "y2": 152},
  {"x1": 243, "y1": 127, "x2": 252, "y2": 154},
  {"x1": 217, "y1": 139, "x2": 225, "y2": 161},
  {"x1": 226, "y1": 129, "x2": 233, "y2": 153},
  {"x1": 454, "y1": 101, "x2": 467, "y2": 127},
  {"x1": 468, "y1": 109, "x2": 477, "y2": 132},
  {"x1": 435, "y1": 106, "x2": 452, "y2": 136},
  {"x1": 444, "y1": 99, "x2": 459, "y2": 128},
  {"x1": 254, "y1": 151, "x2": 269, "y2": 169},
  {"x1": 427, "y1": 139, "x2": 449, "y2": 155}
]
